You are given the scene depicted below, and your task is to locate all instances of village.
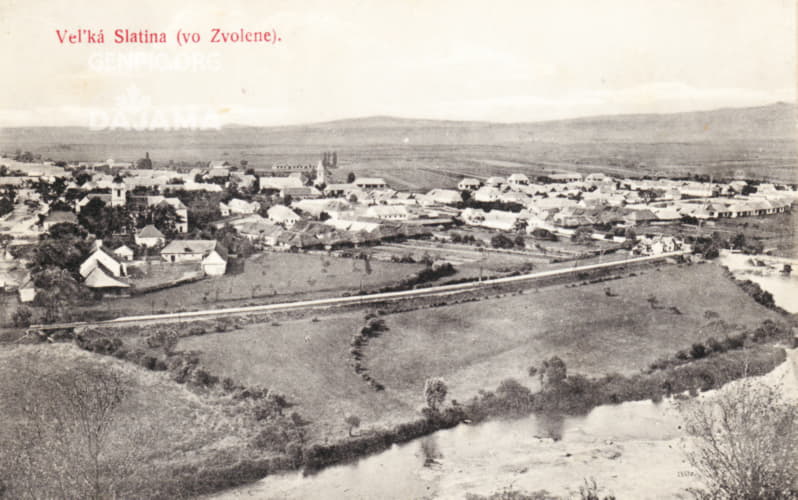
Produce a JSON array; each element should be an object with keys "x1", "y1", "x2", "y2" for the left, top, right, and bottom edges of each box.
[{"x1": 0, "y1": 149, "x2": 795, "y2": 323}]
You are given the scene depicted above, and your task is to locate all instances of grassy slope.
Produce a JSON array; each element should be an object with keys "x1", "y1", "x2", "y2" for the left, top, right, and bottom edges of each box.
[
  {"x1": 181, "y1": 262, "x2": 781, "y2": 443},
  {"x1": 179, "y1": 314, "x2": 418, "y2": 441},
  {"x1": 0, "y1": 343, "x2": 265, "y2": 469},
  {"x1": 366, "y1": 263, "x2": 781, "y2": 405}
]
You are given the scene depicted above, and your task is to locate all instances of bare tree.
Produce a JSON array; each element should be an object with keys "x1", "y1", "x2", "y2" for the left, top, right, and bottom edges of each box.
[
  {"x1": 679, "y1": 378, "x2": 798, "y2": 500},
  {"x1": 0, "y1": 363, "x2": 157, "y2": 500}
]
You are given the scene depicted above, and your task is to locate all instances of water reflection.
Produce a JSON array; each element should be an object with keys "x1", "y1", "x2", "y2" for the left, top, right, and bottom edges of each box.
[
  {"x1": 534, "y1": 412, "x2": 566, "y2": 441},
  {"x1": 718, "y1": 251, "x2": 798, "y2": 313}
]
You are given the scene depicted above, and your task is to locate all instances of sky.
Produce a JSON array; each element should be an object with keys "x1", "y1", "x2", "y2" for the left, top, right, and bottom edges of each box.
[{"x1": 0, "y1": 0, "x2": 795, "y2": 127}]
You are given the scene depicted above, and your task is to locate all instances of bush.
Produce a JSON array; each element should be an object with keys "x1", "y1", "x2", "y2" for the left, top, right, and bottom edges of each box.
[
  {"x1": 12, "y1": 306, "x2": 32, "y2": 327},
  {"x1": 690, "y1": 343, "x2": 708, "y2": 359}
]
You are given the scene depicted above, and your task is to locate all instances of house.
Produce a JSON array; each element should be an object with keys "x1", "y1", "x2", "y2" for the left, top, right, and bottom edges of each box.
[
  {"x1": 237, "y1": 220, "x2": 283, "y2": 246},
  {"x1": 41, "y1": 210, "x2": 78, "y2": 231},
  {"x1": 323, "y1": 183, "x2": 356, "y2": 197},
  {"x1": 585, "y1": 173, "x2": 611, "y2": 183},
  {"x1": 135, "y1": 225, "x2": 166, "y2": 248},
  {"x1": 200, "y1": 244, "x2": 228, "y2": 276},
  {"x1": 458, "y1": 178, "x2": 482, "y2": 191},
  {"x1": 80, "y1": 246, "x2": 127, "y2": 279},
  {"x1": 291, "y1": 198, "x2": 352, "y2": 218},
  {"x1": 354, "y1": 177, "x2": 388, "y2": 190},
  {"x1": 507, "y1": 174, "x2": 530, "y2": 189},
  {"x1": 549, "y1": 172, "x2": 583, "y2": 183},
  {"x1": 160, "y1": 240, "x2": 228, "y2": 276},
  {"x1": 113, "y1": 245, "x2": 135, "y2": 261},
  {"x1": 633, "y1": 235, "x2": 686, "y2": 256},
  {"x1": 226, "y1": 198, "x2": 261, "y2": 215},
  {"x1": 485, "y1": 177, "x2": 505, "y2": 187},
  {"x1": 18, "y1": 277, "x2": 36, "y2": 303},
  {"x1": 423, "y1": 189, "x2": 462, "y2": 205},
  {"x1": 281, "y1": 186, "x2": 322, "y2": 200},
  {"x1": 366, "y1": 205, "x2": 409, "y2": 221},
  {"x1": 267, "y1": 205, "x2": 301, "y2": 227},
  {"x1": 473, "y1": 186, "x2": 502, "y2": 203},
  {"x1": 84, "y1": 264, "x2": 130, "y2": 291},
  {"x1": 276, "y1": 231, "x2": 323, "y2": 250},
  {"x1": 461, "y1": 208, "x2": 521, "y2": 231},
  {"x1": 158, "y1": 197, "x2": 189, "y2": 233},
  {"x1": 259, "y1": 176, "x2": 305, "y2": 192}
]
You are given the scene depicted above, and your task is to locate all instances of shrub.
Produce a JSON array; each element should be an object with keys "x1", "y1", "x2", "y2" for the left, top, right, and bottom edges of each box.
[
  {"x1": 12, "y1": 306, "x2": 32, "y2": 327},
  {"x1": 689, "y1": 343, "x2": 708, "y2": 359}
]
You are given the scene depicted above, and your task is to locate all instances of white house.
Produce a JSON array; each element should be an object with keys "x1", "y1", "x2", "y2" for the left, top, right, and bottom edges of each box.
[
  {"x1": 135, "y1": 225, "x2": 166, "y2": 248},
  {"x1": 366, "y1": 205, "x2": 409, "y2": 221},
  {"x1": 113, "y1": 245, "x2": 135, "y2": 261},
  {"x1": 458, "y1": 178, "x2": 482, "y2": 191},
  {"x1": 354, "y1": 177, "x2": 388, "y2": 190},
  {"x1": 267, "y1": 205, "x2": 301, "y2": 227},
  {"x1": 259, "y1": 176, "x2": 304, "y2": 192},
  {"x1": 160, "y1": 240, "x2": 228, "y2": 276},
  {"x1": 473, "y1": 186, "x2": 502, "y2": 203},
  {"x1": 507, "y1": 174, "x2": 530, "y2": 189},
  {"x1": 549, "y1": 172, "x2": 583, "y2": 183},
  {"x1": 423, "y1": 189, "x2": 462, "y2": 205},
  {"x1": 80, "y1": 247, "x2": 127, "y2": 279},
  {"x1": 226, "y1": 198, "x2": 261, "y2": 215}
]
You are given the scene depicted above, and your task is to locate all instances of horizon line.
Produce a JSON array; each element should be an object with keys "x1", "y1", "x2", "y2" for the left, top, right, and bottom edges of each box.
[{"x1": 0, "y1": 100, "x2": 793, "y2": 130}]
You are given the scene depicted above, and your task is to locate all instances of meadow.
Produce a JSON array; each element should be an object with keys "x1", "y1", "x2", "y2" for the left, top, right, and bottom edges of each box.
[{"x1": 179, "y1": 261, "x2": 781, "y2": 442}]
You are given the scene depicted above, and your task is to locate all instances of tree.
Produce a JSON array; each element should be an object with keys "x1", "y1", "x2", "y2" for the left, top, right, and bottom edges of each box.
[
  {"x1": 142, "y1": 203, "x2": 180, "y2": 238},
  {"x1": 424, "y1": 377, "x2": 448, "y2": 412},
  {"x1": 491, "y1": 233, "x2": 515, "y2": 249},
  {"x1": 29, "y1": 223, "x2": 93, "y2": 276},
  {"x1": 0, "y1": 364, "x2": 156, "y2": 500},
  {"x1": 571, "y1": 226, "x2": 594, "y2": 245},
  {"x1": 11, "y1": 306, "x2": 32, "y2": 327},
  {"x1": 0, "y1": 195, "x2": 12, "y2": 218},
  {"x1": 33, "y1": 267, "x2": 86, "y2": 323},
  {"x1": 539, "y1": 356, "x2": 567, "y2": 390},
  {"x1": 679, "y1": 378, "x2": 798, "y2": 500},
  {"x1": 346, "y1": 172, "x2": 356, "y2": 184},
  {"x1": 344, "y1": 414, "x2": 361, "y2": 436}
]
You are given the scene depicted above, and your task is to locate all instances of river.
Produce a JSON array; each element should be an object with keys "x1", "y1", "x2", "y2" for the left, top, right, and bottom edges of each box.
[
  {"x1": 208, "y1": 349, "x2": 798, "y2": 500},
  {"x1": 209, "y1": 256, "x2": 798, "y2": 500},
  {"x1": 718, "y1": 250, "x2": 798, "y2": 313}
]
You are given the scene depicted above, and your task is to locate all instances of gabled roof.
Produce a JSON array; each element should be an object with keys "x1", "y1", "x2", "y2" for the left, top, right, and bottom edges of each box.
[
  {"x1": 161, "y1": 240, "x2": 217, "y2": 255},
  {"x1": 84, "y1": 263, "x2": 130, "y2": 288},
  {"x1": 114, "y1": 244, "x2": 134, "y2": 255},
  {"x1": 43, "y1": 211, "x2": 78, "y2": 225}
]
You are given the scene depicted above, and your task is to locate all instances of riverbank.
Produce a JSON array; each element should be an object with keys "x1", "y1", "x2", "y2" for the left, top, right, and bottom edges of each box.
[{"x1": 210, "y1": 348, "x2": 798, "y2": 500}]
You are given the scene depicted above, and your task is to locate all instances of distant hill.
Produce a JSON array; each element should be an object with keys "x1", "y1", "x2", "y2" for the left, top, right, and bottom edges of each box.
[{"x1": 0, "y1": 102, "x2": 794, "y2": 151}]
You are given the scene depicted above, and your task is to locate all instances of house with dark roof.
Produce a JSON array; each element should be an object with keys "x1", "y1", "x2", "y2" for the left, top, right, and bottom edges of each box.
[
  {"x1": 135, "y1": 225, "x2": 166, "y2": 248},
  {"x1": 41, "y1": 210, "x2": 78, "y2": 231}
]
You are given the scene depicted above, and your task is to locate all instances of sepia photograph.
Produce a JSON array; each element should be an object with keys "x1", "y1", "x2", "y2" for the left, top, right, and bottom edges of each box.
[{"x1": 0, "y1": 1, "x2": 796, "y2": 498}]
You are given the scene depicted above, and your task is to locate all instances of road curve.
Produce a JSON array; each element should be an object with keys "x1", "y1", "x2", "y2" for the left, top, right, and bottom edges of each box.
[{"x1": 33, "y1": 251, "x2": 686, "y2": 330}]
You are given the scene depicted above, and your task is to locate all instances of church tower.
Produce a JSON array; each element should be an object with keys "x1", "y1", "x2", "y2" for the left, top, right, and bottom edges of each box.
[{"x1": 111, "y1": 178, "x2": 127, "y2": 207}]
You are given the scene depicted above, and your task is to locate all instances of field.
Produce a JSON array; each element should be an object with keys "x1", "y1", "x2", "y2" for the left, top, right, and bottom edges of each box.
[
  {"x1": 80, "y1": 252, "x2": 423, "y2": 317},
  {"x1": 179, "y1": 261, "x2": 781, "y2": 443},
  {"x1": 2, "y1": 103, "x2": 796, "y2": 185}
]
